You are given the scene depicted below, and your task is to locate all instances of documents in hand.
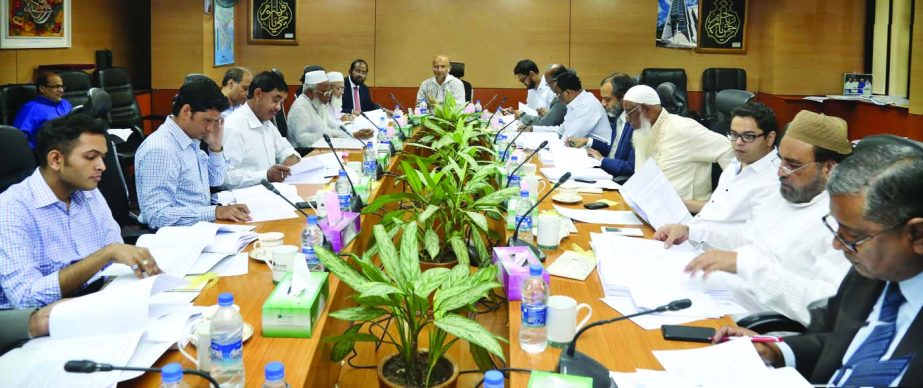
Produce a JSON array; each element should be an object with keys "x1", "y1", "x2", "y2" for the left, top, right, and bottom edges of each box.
[
  {"x1": 517, "y1": 101, "x2": 538, "y2": 117},
  {"x1": 553, "y1": 205, "x2": 643, "y2": 225},
  {"x1": 591, "y1": 233, "x2": 746, "y2": 329},
  {"x1": 284, "y1": 152, "x2": 340, "y2": 184},
  {"x1": 619, "y1": 159, "x2": 692, "y2": 229},
  {"x1": 514, "y1": 131, "x2": 563, "y2": 150},
  {"x1": 223, "y1": 182, "x2": 303, "y2": 222},
  {"x1": 652, "y1": 339, "x2": 811, "y2": 388}
]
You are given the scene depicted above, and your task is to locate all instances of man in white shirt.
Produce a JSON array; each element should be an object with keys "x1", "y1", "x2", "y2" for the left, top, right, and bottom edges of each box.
[
  {"x1": 220, "y1": 67, "x2": 251, "y2": 118},
  {"x1": 326, "y1": 71, "x2": 348, "y2": 122},
  {"x1": 223, "y1": 70, "x2": 300, "y2": 189},
  {"x1": 287, "y1": 70, "x2": 342, "y2": 149},
  {"x1": 517, "y1": 64, "x2": 568, "y2": 127},
  {"x1": 513, "y1": 59, "x2": 554, "y2": 112},
  {"x1": 526, "y1": 71, "x2": 610, "y2": 140},
  {"x1": 654, "y1": 102, "x2": 781, "y2": 250},
  {"x1": 623, "y1": 84, "x2": 733, "y2": 201},
  {"x1": 416, "y1": 55, "x2": 466, "y2": 106},
  {"x1": 667, "y1": 111, "x2": 853, "y2": 325},
  {"x1": 566, "y1": 73, "x2": 639, "y2": 179},
  {"x1": 716, "y1": 136, "x2": 923, "y2": 386}
]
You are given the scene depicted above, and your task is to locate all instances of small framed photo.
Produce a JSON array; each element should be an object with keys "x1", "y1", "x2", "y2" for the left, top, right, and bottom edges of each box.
[
  {"x1": 248, "y1": 0, "x2": 297, "y2": 45},
  {"x1": 843, "y1": 73, "x2": 873, "y2": 96}
]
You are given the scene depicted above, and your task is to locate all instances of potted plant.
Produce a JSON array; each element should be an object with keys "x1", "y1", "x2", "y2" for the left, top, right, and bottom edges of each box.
[{"x1": 317, "y1": 222, "x2": 506, "y2": 387}]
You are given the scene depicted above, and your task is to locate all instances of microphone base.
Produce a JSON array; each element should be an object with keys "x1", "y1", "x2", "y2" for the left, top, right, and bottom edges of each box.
[
  {"x1": 557, "y1": 350, "x2": 617, "y2": 388},
  {"x1": 507, "y1": 237, "x2": 546, "y2": 262}
]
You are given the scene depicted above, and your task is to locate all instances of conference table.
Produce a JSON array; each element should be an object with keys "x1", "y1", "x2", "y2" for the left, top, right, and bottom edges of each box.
[{"x1": 126, "y1": 134, "x2": 732, "y2": 388}]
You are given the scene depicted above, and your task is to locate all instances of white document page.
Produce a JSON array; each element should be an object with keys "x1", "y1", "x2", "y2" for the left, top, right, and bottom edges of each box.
[
  {"x1": 311, "y1": 136, "x2": 365, "y2": 150},
  {"x1": 653, "y1": 339, "x2": 806, "y2": 388},
  {"x1": 551, "y1": 146, "x2": 601, "y2": 169},
  {"x1": 554, "y1": 205, "x2": 643, "y2": 225},
  {"x1": 620, "y1": 159, "x2": 693, "y2": 229},
  {"x1": 541, "y1": 167, "x2": 612, "y2": 182},
  {"x1": 515, "y1": 132, "x2": 563, "y2": 150},
  {"x1": 518, "y1": 102, "x2": 538, "y2": 117},
  {"x1": 231, "y1": 184, "x2": 300, "y2": 223},
  {"x1": 210, "y1": 252, "x2": 250, "y2": 277}
]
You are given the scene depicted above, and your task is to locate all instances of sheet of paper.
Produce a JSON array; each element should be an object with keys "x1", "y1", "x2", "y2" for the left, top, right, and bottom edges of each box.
[
  {"x1": 518, "y1": 102, "x2": 538, "y2": 116},
  {"x1": 553, "y1": 205, "x2": 643, "y2": 225},
  {"x1": 231, "y1": 184, "x2": 300, "y2": 223},
  {"x1": 609, "y1": 369, "x2": 695, "y2": 388},
  {"x1": 204, "y1": 230, "x2": 258, "y2": 254},
  {"x1": 311, "y1": 136, "x2": 365, "y2": 150},
  {"x1": 115, "y1": 335, "x2": 177, "y2": 382},
  {"x1": 289, "y1": 152, "x2": 340, "y2": 175},
  {"x1": 541, "y1": 167, "x2": 612, "y2": 182},
  {"x1": 514, "y1": 132, "x2": 563, "y2": 150},
  {"x1": 284, "y1": 167, "x2": 334, "y2": 185},
  {"x1": 210, "y1": 252, "x2": 249, "y2": 277},
  {"x1": 551, "y1": 146, "x2": 601, "y2": 169},
  {"x1": 653, "y1": 339, "x2": 782, "y2": 388},
  {"x1": 187, "y1": 252, "x2": 233, "y2": 274},
  {"x1": 563, "y1": 180, "x2": 621, "y2": 191},
  {"x1": 620, "y1": 159, "x2": 693, "y2": 229},
  {"x1": 600, "y1": 296, "x2": 703, "y2": 330},
  {"x1": 546, "y1": 251, "x2": 596, "y2": 280},
  {"x1": 107, "y1": 128, "x2": 134, "y2": 142}
]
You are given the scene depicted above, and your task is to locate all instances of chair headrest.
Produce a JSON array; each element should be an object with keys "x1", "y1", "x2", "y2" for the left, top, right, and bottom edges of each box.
[
  {"x1": 58, "y1": 71, "x2": 92, "y2": 90},
  {"x1": 715, "y1": 89, "x2": 755, "y2": 115},
  {"x1": 854, "y1": 135, "x2": 923, "y2": 156},
  {"x1": 655, "y1": 82, "x2": 679, "y2": 106},
  {"x1": 85, "y1": 88, "x2": 112, "y2": 119},
  {"x1": 450, "y1": 62, "x2": 465, "y2": 78}
]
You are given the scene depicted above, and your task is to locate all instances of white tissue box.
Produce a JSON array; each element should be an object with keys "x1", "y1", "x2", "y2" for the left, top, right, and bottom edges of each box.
[{"x1": 261, "y1": 272, "x2": 329, "y2": 338}]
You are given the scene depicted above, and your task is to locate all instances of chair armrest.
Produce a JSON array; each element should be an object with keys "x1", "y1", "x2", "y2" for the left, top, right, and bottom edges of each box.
[{"x1": 736, "y1": 312, "x2": 807, "y2": 334}]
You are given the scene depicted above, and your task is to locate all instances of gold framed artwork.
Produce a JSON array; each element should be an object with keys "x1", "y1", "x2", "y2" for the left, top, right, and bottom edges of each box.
[
  {"x1": 248, "y1": 0, "x2": 297, "y2": 45},
  {"x1": 697, "y1": 0, "x2": 748, "y2": 54}
]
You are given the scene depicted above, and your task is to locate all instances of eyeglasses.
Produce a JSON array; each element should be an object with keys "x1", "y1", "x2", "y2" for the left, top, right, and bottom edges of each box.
[
  {"x1": 624, "y1": 104, "x2": 642, "y2": 117},
  {"x1": 822, "y1": 214, "x2": 905, "y2": 253},
  {"x1": 778, "y1": 160, "x2": 817, "y2": 176},
  {"x1": 727, "y1": 131, "x2": 767, "y2": 143}
]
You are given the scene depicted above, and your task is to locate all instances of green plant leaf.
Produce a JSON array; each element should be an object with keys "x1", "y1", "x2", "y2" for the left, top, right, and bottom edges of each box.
[
  {"x1": 464, "y1": 211, "x2": 489, "y2": 232},
  {"x1": 469, "y1": 343, "x2": 499, "y2": 372},
  {"x1": 448, "y1": 236, "x2": 470, "y2": 266},
  {"x1": 423, "y1": 228, "x2": 440, "y2": 260},
  {"x1": 327, "y1": 324, "x2": 365, "y2": 362},
  {"x1": 373, "y1": 224, "x2": 405, "y2": 285},
  {"x1": 434, "y1": 315, "x2": 506, "y2": 361},
  {"x1": 316, "y1": 245, "x2": 369, "y2": 292},
  {"x1": 399, "y1": 222, "x2": 421, "y2": 281},
  {"x1": 364, "y1": 192, "x2": 414, "y2": 214},
  {"x1": 474, "y1": 186, "x2": 519, "y2": 207},
  {"x1": 413, "y1": 267, "x2": 451, "y2": 299},
  {"x1": 359, "y1": 282, "x2": 404, "y2": 301},
  {"x1": 418, "y1": 204, "x2": 440, "y2": 224},
  {"x1": 329, "y1": 306, "x2": 390, "y2": 322},
  {"x1": 434, "y1": 281, "x2": 501, "y2": 314}
]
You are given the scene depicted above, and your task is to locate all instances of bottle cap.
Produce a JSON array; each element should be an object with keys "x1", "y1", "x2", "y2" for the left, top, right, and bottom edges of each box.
[
  {"x1": 520, "y1": 190, "x2": 529, "y2": 197},
  {"x1": 339, "y1": 169, "x2": 347, "y2": 177},
  {"x1": 484, "y1": 370, "x2": 503, "y2": 386},
  {"x1": 529, "y1": 263, "x2": 543, "y2": 276},
  {"x1": 265, "y1": 361, "x2": 285, "y2": 381},
  {"x1": 161, "y1": 362, "x2": 183, "y2": 383},
  {"x1": 217, "y1": 292, "x2": 234, "y2": 306},
  {"x1": 307, "y1": 215, "x2": 318, "y2": 224},
  {"x1": 367, "y1": 142, "x2": 373, "y2": 147}
]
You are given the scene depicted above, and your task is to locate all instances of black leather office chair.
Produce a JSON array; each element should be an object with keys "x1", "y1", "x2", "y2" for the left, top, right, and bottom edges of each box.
[
  {"x1": 83, "y1": 88, "x2": 112, "y2": 120},
  {"x1": 655, "y1": 82, "x2": 688, "y2": 116},
  {"x1": 59, "y1": 71, "x2": 92, "y2": 109},
  {"x1": 639, "y1": 68, "x2": 688, "y2": 117},
  {"x1": 450, "y1": 62, "x2": 473, "y2": 102},
  {"x1": 737, "y1": 313, "x2": 808, "y2": 334},
  {"x1": 98, "y1": 133, "x2": 154, "y2": 243},
  {"x1": 0, "y1": 125, "x2": 36, "y2": 193},
  {"x1": 707, "y1": 89, "x2": 755, "y2": 191},
  {"x1": 183, "y1": 73, "x2": 212, "y2": 85},
  {"x1": 0, "y1": 84, "x2": 38, "y2": 126},
  {"x1": 701, "y1": 68, "x2": 746, "y2": 128}
]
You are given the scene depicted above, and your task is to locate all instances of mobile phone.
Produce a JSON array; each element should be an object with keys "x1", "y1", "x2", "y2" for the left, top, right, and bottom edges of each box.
[
  {"x1": 583, "y1": 202, "x2": 609, "y2": 210},
  {"x1": 601, "y1": 227, "x2": 644, "y2": 237},
  {"x1": 661, "y1": 325, "x2": 716, "y2": 343}
]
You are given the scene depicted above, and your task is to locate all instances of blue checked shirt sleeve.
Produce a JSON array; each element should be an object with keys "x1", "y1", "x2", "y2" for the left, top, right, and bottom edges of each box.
[
  {"x1": 137, "y1": 146, "x2": 216, "y2": 228},
  {"x1": 208, "y1": 150, "x2": 228, "y2": 187},
  {"x1": 0, "y1": 199, "x2": 62, "y2": 308}
]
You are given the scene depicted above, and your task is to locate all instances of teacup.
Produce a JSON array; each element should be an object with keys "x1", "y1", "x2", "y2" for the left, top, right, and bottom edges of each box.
[
  {"x1": 251, "y1": 232, "x2": 284, "y2": 261},
  {"x1": 268, "y1": 245, "x2": 299, "y2": 283},
  {"x1": 547, "y1": 295, "x2": 593, "y2": 348}
]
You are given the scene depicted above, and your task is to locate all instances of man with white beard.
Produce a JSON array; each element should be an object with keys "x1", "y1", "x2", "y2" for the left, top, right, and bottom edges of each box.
[
  {"x1": 326, "y1": 71, "x2": 350, "y2": 122},
  {"x1": 288, "y1": 70, "x2": 373, "y2": 149},
  {"x1": 622, "y1": 85, "x2": 733, "y2": 201}
]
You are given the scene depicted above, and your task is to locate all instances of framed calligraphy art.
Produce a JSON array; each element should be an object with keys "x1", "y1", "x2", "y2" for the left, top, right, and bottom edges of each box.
[
  {"x1": 697, "y1": 0, "x2": 747, "y2": 53},
  {"x1": 1, "y1": 0, "x2": 71, "y2": 49},
  {"x1": 249, "y1": 0, "x2": 296, "y2": 45}
]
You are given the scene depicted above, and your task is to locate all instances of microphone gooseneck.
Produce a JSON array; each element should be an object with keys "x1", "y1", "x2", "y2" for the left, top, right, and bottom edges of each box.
[
  {"x1": 260, "y1": 179, "x2": 311, "y2": 218},
  {"x1": 511, "y1": 172, "x2": 571, "y2": 244},
  {"x1": 64, "y1": 360, "x2": 221, "y2": 388},
  {"x1": 322, "y1": 134, "x2": 363, "y2": 211},
  {"x1": 506, "y1": 140, "x2": 548, "y2": 185}
]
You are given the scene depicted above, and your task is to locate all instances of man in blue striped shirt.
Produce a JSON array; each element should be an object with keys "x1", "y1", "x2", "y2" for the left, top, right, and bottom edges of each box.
[
  {"x1": 0, "y1": 114, "x2": 160, "y2": 308},
  {"x1": 135, "y1": 79, "x2": 251, "y2": 229}
]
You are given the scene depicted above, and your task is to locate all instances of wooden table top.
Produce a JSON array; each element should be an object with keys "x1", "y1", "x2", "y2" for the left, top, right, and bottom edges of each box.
[{"x1": 125, "y1": 141, "x2": 731, "y2": 388}]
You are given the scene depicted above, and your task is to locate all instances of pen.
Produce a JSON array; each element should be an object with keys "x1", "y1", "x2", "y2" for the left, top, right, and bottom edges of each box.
[{"x1": 713, "y1": 335, "x2": 784, "y2": 343}]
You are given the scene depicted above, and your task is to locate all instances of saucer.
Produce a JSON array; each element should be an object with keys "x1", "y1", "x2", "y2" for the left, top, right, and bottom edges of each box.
[
  {"x1": 249, "y1": 249, "x2": 267, "y2": 262},
  {"x1": 552, "y1": 194, "x2": 582, "y2": 204}
]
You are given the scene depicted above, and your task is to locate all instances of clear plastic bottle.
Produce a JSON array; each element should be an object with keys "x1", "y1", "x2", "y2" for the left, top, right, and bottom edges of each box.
[
  {"x1": 483, "y1": 369, "x2": 504, "y2": 388},
  {"x1": 336, "y1": 170, "x2": 352, "y2": 211},
  {"x1": 505, "y1": 155, "x2": 519, "y2": 186},
  {"x1": 497, "y1": 134, "x2": 509, "y2": 161},
  {"x1": 519, "y1": 263, "x2": 548, "y2": 354},
  {"x1": 209, "y1": 293, "x2": 245, "y2": 388},
  {"x1": 514, "y1": 190, "x2": 534, "y2": 244},
  {"x1": 302, "y1": 215, "x2": 325, "y2": 271},
  {"x1": 419, "y1": 99, "x2": 429, "y2": 115},
  {"x1": 160, "y1": 362, "x2": 189, "y2": 388},
  {"x1": 474, "y1": 99, "x2": 482, "y2": 113},
  {"x1": 505, "y1": 175, "x2": 521, "y2": 230},
  {"x1": 378, "y1": 116, "x2": 388, "y2": 140},
  {"x1": 363, "y1": 142, "x2": 377, "y2": 180},
  {"x1": 262, "y1": 361, "x2": 289, "y2": 388}
]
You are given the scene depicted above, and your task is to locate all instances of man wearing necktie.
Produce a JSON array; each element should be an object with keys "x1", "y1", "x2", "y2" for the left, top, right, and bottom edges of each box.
[
  {"x1": 567, "y1": 73, "x2": 638, "y2": 180},
  {"x1": 342, "y1": 59, "x2": 380, "y2": 115},
  {"x1": 714, "y1": 135, "x2": 923, "y2": 387}
]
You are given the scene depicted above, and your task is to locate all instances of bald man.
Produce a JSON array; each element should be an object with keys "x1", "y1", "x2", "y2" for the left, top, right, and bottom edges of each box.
[{"x1": 416, "y1": 55, "x2": 466, "y2": 106}]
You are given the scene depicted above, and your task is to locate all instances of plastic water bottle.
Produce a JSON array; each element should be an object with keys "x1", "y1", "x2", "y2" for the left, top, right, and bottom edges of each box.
[
  {"x1": 474, "y1": 100, "x2": 482, "y2": 113},
  {"x1": 506, "y1": 175, "x2": 520, "y2": 230},
  {"x1": 514, "y1": 190, "x2": 534, "y2": 244},
  {"x1": 483, "y1": 370, "x2": 504, "y2": 388},
  {"x1": 363, "y1": 142, "x2": 377, "y2": 180},
  {"x1": 519, "y1": 263, "x2": 548, "y2": 353},
  {"x1": 302, "y1": 215, "x2": 325, "y2": 271},
  {"x1": 160, "y1": 363, "x2": 189, "y2": 388},
  {"x1": 506, "y1": 155, "x2": 519, "y2": 186},
  {"x1": 497, "y1": 134, "x2": 509, "y2": 161},
  {"x1": 336, "y1": 170, "x2": 352, "y2": 211},
  {"x1": 419, "y1": 99, "x2": 429, "y2": 115},
  {"x1": 262, "y1": 361, "x2": 289, "y2": 388},
  {"x1": 210, "y1": 293, "x2": 245, "y2": 387},
  {"x1": 378, "y1": 117, "x2": 388, "y2": 139}
]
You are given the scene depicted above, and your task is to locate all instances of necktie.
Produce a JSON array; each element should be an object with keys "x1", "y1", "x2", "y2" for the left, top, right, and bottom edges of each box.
[
  {"x1": 832, "y1": 283, "x2": 912, "y2": 386},
  {"x1": 353, "y1": 86, "x2": 362, "y2": 112}
]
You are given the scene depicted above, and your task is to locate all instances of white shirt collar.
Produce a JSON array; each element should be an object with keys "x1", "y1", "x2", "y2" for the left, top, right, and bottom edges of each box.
[
  {"x1": 241, "y1": 101, "x2": 268, "y2": 130},
  {"x1": 899, "y1": 270, "x2": 923, "y2": 315}
]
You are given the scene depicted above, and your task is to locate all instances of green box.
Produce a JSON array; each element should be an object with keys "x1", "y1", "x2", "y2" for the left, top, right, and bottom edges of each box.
[
  {"x1": 261, "y1": 271, "x2": 329, "y2": 338},
  {"x1": 527, "y1": 371, "x2": 593, "y2": 388}
]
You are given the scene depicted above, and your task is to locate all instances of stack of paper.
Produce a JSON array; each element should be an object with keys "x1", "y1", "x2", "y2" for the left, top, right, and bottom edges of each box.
[
  {"x1": 550, "y1": 146, "x2": 601, "y2": 169},
  {"x1": 541, "y1": 167, "x2": 612, "y2": 182},
  {"x1": 517, "y1": 102, "x2": 538, "y2": 117},
  {"x1": 652, "y1": 340, "x2": 812, "y2": 388},
  {"x1": 220, "y1": 183, "x2": 302, "y2": 223},
  {"x1": 310, "y1": 136, "x2": 366, "y2": 150},
  {"x1": 514, "y1": 132, "x2": 563, "y2": 150},
  {"x1": 284, "y1": 152, "x2": 340, "y2": 184},
  {"x1": 620, "y1": 159, "x2": 692, "y2": 229},
  {"x1": 554, "y1": 205, "x2": 643, "y2": 225}
]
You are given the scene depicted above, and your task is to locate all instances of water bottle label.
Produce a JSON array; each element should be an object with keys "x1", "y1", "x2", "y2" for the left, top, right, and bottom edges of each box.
[
  {"x1": 338, "y1": 194, "x2": 351, "y2": 210},
  {"x1": 303, "y1": 248, "x2": 320, "y2": 265},
  {"x1": 515, "y1": 215, "x2": 532, "y2": 230},
  {"x1": 521, "y1": 303, "x2": 547, "y2": 327},
  {"x1": 209, "y1": 339, "x2": 242, "y2": 363},
  {"x1": 363, "y1": 160, "x2": 377, "y2": 174}
]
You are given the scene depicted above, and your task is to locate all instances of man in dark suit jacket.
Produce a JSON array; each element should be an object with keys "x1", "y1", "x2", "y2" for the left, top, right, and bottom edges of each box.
[
  {"x1": 1, "y1": 304, "x2": 52, "y2": 355},
  {"x1": 715, "y1": 135, "x2": 923, "y2": 387},
  {"x1": 341, "y1": 59, "x2": 381, "y2": 114}
]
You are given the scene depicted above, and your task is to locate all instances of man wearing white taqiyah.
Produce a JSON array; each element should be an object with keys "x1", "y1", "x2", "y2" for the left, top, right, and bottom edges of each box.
[
  {"x1": 416, "y1": 55, "x2": 465, "y2": 105},
  {"x1": 623, "y1": 84, "x2": 733, "y2": 201},
  {"x1": 287, "y1": 70, "x2": 345, "y2": 149},
  {"x1": 528, "y1": 70, "x2": 610, "y2": 140},
  {"x1": 326, "y1": 71, "x2": 348, "y2": 122}
]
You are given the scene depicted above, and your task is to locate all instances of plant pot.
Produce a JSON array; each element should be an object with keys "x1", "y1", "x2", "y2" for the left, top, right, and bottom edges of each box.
[
  {"x1": 420, "y1": 258, "x2": 458, "y2": 272},
  {"x1": 377, "y1": 350, "x2": 459, "y2": 388}
]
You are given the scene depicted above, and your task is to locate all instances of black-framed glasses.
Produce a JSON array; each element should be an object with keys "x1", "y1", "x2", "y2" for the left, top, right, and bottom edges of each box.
[
  {"x1": 727, "y1": 131, "x2": 767, "y2": 143},
  {"x1": 822, "y1": 214, "x2": 905, "y2": 253}
]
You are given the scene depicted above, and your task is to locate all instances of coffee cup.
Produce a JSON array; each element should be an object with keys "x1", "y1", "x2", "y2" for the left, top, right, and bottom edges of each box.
[
  {"x1": 522, "y1": 162, "x2": 537, "y2": 177},
  {"x1": 268, "y1": 245, "x2": 299, "y2": 283},
  {"x1": 252, "y1": 232, "x2": 284, "y2": 261},
  {"x1": 547, "y1": 295, "x2": 592, "y2": 348},
  {"x1": 537, "y1": 214, "x2": 561, "y2": 250},
  {"x1": 523, "y1": 175, "x2": 547, "y2": 198},
  {"x1": 177, "y1": 317, "x2": 211, "y2": 371},
  {"x1": 558, "y1": 185, "x2": 579, "y2": 199}
]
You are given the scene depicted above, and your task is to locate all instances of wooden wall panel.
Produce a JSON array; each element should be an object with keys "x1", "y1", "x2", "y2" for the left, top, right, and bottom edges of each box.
[
  {"x1": 374, "y1": 0, "x2": 570, "y2": 88},
  {"x1": 151, "y1": 0, "x2": 203, "y2": 89},
  {"x1": 910, "y1": 1, "x2": 923, "y2": 115}
]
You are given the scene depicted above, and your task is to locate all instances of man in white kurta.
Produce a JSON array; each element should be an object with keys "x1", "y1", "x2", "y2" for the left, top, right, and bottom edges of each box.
[
  {"x1": 326, "y1": 71, "x2": 348, "y2": 122},
  {"x1": 416, "y1": 55, "x2": 465, "y2": 106},
  {"x1": 679, "y1": 110, "x2": 855, "y2": 325},
  {"x1": 654, "y1": 102, "x2": 781, "y2": 250},
  {"x1": 622, "y1": 85, "x2": 733, "y2": 201},
  {"x1": 287, "y1": 70, "x2": 343, "y2": 149},
  {"x1": 222, "y1": 71, "x2": 300, "y2": 189},
  {"x1": 529, "y1": 71, "x2": 610, "y2": 140}
]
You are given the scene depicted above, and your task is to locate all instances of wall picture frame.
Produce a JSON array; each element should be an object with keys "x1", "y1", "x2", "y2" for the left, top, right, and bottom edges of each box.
[
  {"x1": 696, "y1": 0, "x2": 747, "y2": 54},
  {"x1": 214, "y1": 4, "x2": 235, "y2": 66},
  {"x1": 248, "y1": 0, "x2": 297, "y2": 45},
  {"x1": 1, "y1": 0, "x2": 71, "y2": 49}
]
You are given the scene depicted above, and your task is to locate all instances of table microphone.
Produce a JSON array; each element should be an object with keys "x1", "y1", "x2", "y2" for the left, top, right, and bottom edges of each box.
[
  {"x1": 483, "y1": 96, "x2": 508, "y2": 125},
  {"x1": 388, "y1": 93, "x2": 403, "y2": 112},
  {"x1": 322, "y1": 134, "x2": 363, "y2": 212},
  {"x1": 501, "y1": 126, "x2": 537, "y2": 162},
  {"x1": 359, "y1": 111, "x2": 395, "y2": 155},
  {"x1": 492, "y1": 117, "x2": 518, "y2": 144},
  {"x1": 506, "y1": 140, "x2": 548, "y2": 187},
  {"x1": 557, "y1": 299, "x2": 692, "y2": 388},
  {"x1": 337, "y1": 124, "x2": 369, "y2": 148},
  {"x1": 64, "y1": 360, "x2": 220, "y2": 388},
  {"x1": 261, "y1": 179, "x2": 311, "y2": 218},
  {"x1": 509, "y1": 172, "x2": 571, "y2": 262}
]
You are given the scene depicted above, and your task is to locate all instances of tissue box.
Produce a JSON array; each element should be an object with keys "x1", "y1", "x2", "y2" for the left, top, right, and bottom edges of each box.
[
  {"x1": 492, "y1": 246, "x2": 548, "y2": 301},
  {"x1": 319, "y1": 212, "x2": 360, "y2": 252},
  {"x1": 528, "y1": 371, "x2": 592, "y2": 387},
  {"x1": 262, "y1": 272, "x2": 329, "y2": 338}
]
